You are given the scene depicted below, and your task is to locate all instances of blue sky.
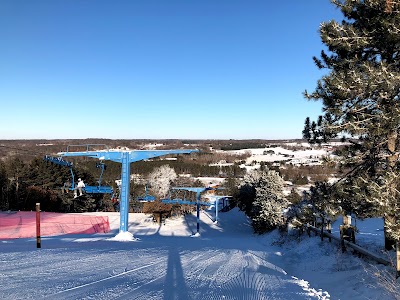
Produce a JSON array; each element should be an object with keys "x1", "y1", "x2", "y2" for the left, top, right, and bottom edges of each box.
[{"x1": 0, "y1": 0, "x2": 342, "y2": 140}]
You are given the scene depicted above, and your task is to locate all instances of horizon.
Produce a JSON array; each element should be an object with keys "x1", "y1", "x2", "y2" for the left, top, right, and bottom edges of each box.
[{"x1": 0, "y1": 137, "x2": 342, "y2": 143}]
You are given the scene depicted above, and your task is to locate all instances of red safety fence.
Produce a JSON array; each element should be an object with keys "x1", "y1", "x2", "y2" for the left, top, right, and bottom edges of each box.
[{"x1": 0, "y1": 211, "x2": 110, "y2": 239}]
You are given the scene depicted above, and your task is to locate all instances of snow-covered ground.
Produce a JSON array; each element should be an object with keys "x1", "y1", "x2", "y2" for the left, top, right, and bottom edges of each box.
[
  {"x1": 218, "y1": 143, "x2": 338, "y2": 177},
  {"x1": 0, "y1": 208, "x2": 397, "y2": 300},
  {"x1": 227, "y1": 145, "x2": 333, "y2": 164}
]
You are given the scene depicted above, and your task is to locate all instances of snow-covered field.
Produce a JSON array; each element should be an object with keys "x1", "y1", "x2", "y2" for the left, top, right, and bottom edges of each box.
[
  {"x1": 0, "y1": 207, "x2": 397, "y2": 300},
  {"x1": 226, "y1": 143, "x2": 334, "y2": 164}
]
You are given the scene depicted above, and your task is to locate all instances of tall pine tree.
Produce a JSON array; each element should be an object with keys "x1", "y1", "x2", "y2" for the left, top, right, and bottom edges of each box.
[{"x1": 303, "y1": 0, "x2": 400, "y2": 276}]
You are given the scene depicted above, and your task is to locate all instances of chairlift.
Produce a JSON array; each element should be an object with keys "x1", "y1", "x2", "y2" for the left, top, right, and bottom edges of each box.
[
  {"x1": 161, "y1": 189, "x2": 201, "y2": 205},
  {"x1": 43, "y1": 155, "x2": 113, "y2": 195},
  {"x1": 136, "y1": 184, "x2": 156, "y2": 202}
]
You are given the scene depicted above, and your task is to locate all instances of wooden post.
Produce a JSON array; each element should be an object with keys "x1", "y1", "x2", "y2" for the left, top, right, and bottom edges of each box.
[
  {"x1": 396, "y1": 241, "x2": 400, "y2": 279},
  {"x1": 320, "y1": 216, "x2": 324, "y2": 242},
  {"x1": 314, "y1": 217, "x2": 318, "y2": 236},
  {"x1": 340, "y1": 225, "x2": 346, "y2": 252},
  {"x1": 327, "y1": 220, "x2": 332, "y2": 243},
  {"x1": 351, "y1": 227, "x2": 356, "y2": 244},
  {"x1": 343, "y1": 214, "x2": 351, "y2": 226},
  {"x1": 36, "y1": 203, "x2": 41, "y2": 248},
  {"x1": 384, "y1": 216, "x2": 397, "y2": 250},
  {"x1": 307, "y1": 223, "x2": 391, "y2": 266}
]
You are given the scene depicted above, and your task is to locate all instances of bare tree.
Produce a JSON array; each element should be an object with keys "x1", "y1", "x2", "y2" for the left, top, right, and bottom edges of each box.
[{"x1": 147, "y1": 165, "x2": 177, "y2": 198}]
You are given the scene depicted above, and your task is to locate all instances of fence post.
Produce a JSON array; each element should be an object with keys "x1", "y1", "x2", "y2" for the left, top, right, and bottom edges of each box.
[
  {"x1": 340, "y1": 225, "x2": 346, "y2": 252},
  {"x1": 36, "y1": 203, "x2": 41, "y2": 248},
  {"x1": 320, "y1": 216, "x2": 324, "y2": 241},
  {"x1": 396, "y1": 241, "x2": 400, "y2": 279},
  {"x1": 327, "y1": 220, "x2": 332, "y2": 242}
]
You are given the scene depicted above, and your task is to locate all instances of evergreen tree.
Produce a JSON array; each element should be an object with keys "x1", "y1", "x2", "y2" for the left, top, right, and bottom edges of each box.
[
  {"x1": 303, "y1": 0, "x2": 400, "y2": 255},
  {"x1": 367, "y1": 171, "x2": 400, "y2": 241},
  {"x1": 0, "y1": 161, "x2": 8, "y2": 210},
  {"x1": 306, "y1": 181, "x2": 338, "y2": 220},
  {"x1": 237, "y1": 178, "x2": 256, "y2": 216},
  {"x1": 302, "y1": 117, "x2": 311, "y2": 141},
  {"x1": 5, "y1": 157, "x2": 26, "y2": 210},
  {"x1": 223, "y1": 176, "x2": 240, "y2": 208},
  {"x1": 287, "y1": 188, "x2": 302, "y2": 205}
]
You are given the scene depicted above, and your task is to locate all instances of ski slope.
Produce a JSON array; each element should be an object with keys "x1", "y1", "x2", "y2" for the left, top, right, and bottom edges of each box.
[{"x1": 0, "y1": 208, "x2": 392, "y2": 299}]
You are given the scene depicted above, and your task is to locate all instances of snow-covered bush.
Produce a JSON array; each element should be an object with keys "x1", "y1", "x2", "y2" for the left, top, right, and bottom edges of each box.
[
  {"x1": 237, "y1": 169, "x2": 288, "y2": 234},
  {"x1": 285, "y1": 181, "x2": 338, "y2": 231},
  {"x1": 252, "y1": 191, "x2": 288, "y2": 233},
  {"x1": 285, "y1": 200, "x2": 315, "y2": 230}
]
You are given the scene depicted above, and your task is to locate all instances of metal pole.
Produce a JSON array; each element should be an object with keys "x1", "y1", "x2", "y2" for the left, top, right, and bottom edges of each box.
[
  {"x1": 196, "y1": 192, "x2": 200, "y2": 234},
  {"x1": 120, "y1": 152, "x2": 130, "y2": 232},
  {"x1": 36, "y1": 203, "x2": 41, "y2": 248},
  {"x1": 396, "y1": 241, "x2": 400, "y2": 279},
  {"x1": 215, "y1": 198, "x2": 218, "y2": 223}
]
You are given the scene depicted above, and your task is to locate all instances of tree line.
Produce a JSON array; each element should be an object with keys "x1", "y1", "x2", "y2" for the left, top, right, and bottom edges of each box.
[{"x1": 0, "y1": 154, "x2": 245, "y2": 213}]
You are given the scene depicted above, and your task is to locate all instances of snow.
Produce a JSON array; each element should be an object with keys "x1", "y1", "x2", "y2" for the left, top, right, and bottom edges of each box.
[
  {"x1": 194, "y1": 176, "x2": 226, "y2": 186},
  {"x1": 229, "y1": 146, "x2": 332, "y2": 164},
  {"x1": 0, "y1": 208, "x2": 397, "y2": 299},
  {"x1": 108, "y1": 231, "x2": 137, "y2": 242}
]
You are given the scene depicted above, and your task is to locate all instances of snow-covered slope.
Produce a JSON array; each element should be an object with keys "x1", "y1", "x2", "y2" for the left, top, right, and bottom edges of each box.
[{"x1": 0, "y1": 208, "x2": 395, "y2": 300}]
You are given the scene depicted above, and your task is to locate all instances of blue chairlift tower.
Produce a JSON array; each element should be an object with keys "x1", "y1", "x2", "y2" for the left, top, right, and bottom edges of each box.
[
  {"x1": 57, "y1": 144, "x2": 199, "y2": 237},
  {"x1": 163, "y1": 187, "x2": 229, "y2": 235},
  {"x1": 206, "y1": 195, "x2": 232, "y2": 224},
  {"x1": 170, "y1": 187, "x2": 212, "y2": 236}
]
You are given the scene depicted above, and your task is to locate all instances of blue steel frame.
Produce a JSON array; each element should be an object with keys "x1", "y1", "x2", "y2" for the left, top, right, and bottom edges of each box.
[
  {"x1": 171, "y1": 187, "x2": 212, "y2": 234},
  {"x1": 137, "y1": 184, "x2": 156, "y2": 202},
  {"x1": 205, "y1": 195, "x2": 231, "y2": 223},
  {"x1": 58, "y1": 147, "x2": 199, "y2": 233}
]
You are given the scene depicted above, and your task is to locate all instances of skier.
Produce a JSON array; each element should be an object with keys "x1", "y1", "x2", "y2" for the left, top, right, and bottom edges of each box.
[{"x1": 74, "y1": 178, "x2": 85, "y2": 198}]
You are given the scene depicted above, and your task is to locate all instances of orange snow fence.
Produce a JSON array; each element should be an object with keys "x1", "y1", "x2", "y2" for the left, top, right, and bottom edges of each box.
[{"x1": 0, "y1": 211, "x2": 110, "y2": 239}]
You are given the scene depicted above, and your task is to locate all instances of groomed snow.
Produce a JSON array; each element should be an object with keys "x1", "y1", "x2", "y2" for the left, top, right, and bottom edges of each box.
[{"x1": 0, "y1": 208, "x2": 396, "y2": 299}]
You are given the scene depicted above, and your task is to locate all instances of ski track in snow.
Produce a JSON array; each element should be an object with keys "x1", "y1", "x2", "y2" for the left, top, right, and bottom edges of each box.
[
  {"x1": 0, "y1": 210, "x2": 334, "y2": 300},
  {"x1": 55, "y1": 262, "x2": 164, "y2": 295},
  {"x1": 0, "y1": 247, "x2": 169, "y2": 300},
  {"x1": 0, "y1": 245, "x2": 326, "y2": 300}
]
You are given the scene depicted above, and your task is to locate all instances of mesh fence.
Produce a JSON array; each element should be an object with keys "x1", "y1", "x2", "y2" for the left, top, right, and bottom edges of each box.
[{"x1": 0, "y1": 211, "x2": 110, "y2": 239}]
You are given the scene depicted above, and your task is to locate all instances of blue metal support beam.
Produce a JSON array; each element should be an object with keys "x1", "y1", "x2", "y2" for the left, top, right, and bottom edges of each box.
[
  {"x1": 216, "y1": 198, "x2": 218, "y2": 223},
  {"x1": 206, "y1": 195, "x2": 231, "y2": 223},
  {"x1": 58, "y1": 146, "x2": 199, "y2": 234},
  {"x1": 171, "y1": 187, "x2": 212, "y2": 236},
  {"x1": 120, "y1": 152, "x2": 130, "y2": 232}
]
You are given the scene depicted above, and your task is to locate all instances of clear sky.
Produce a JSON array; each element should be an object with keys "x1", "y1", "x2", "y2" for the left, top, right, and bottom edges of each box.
[{"x1": 0, "y1": 0, "x2": 343, "y2": 140}]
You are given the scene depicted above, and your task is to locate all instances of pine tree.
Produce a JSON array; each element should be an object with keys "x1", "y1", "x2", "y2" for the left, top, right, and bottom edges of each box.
[
  {"x1": 0, "y1": 161, "x2": 8, "y2": 210},
  {"x1": 304, "y1": 0, "x2": 400, "y2": 276},
  {"x1": 302, "y1": 117, "x2": 312, "y2": 141}
]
